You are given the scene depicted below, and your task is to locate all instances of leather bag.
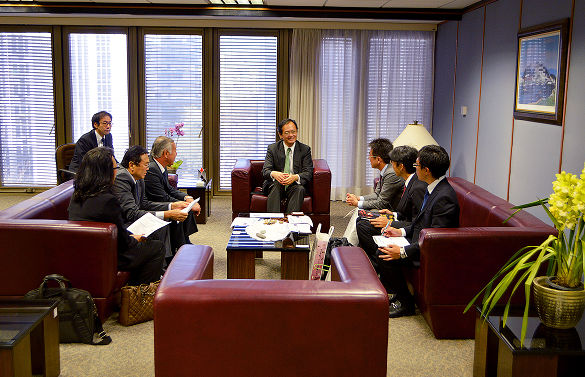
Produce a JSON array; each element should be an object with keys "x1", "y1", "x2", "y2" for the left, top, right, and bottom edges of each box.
[
  {"x1": 23, "y1": 274, "x2": 111, "y2": 345},
  {"x1": 119, "y1": 280, "x2": 159, "y2": 326}
]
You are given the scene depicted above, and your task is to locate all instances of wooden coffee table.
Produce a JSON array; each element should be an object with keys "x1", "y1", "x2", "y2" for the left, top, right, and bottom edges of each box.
[
  {"x1": 0, "y1": 299, "x2": 60, "y2": 377},
  {"x1": 226, "y1": 225, "x2": 311, "y2": 280}
]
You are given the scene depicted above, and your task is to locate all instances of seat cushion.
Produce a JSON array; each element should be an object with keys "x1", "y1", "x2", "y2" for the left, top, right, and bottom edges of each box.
[{"x1": 250, "y1": 194, "x2": 313, "y2": 213}]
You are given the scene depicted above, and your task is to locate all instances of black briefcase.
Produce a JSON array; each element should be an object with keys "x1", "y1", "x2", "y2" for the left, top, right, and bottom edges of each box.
[{"x1": 23, "y1": 274, "x2": 111, "y2": 345}]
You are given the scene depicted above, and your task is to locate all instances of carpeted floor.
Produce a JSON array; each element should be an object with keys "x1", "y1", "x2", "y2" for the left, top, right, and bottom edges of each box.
[{"x1": 0, "y1": 193, "x2": 475, "y2": 376}]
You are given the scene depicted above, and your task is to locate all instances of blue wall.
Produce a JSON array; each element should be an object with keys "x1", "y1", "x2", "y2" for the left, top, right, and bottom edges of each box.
[{"x1": 433, "y1": 0, "x2": 585, "y2": 223}]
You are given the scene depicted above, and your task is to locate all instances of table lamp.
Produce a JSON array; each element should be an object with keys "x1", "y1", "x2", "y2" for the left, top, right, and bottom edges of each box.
[{"x1": 393, "y1": 121, "x2": 439, "y2": 150}]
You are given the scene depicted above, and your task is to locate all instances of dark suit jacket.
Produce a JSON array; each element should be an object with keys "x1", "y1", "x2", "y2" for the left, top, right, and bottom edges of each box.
[
  {"x1": 391, "y1": 174, "x2": 428, "y2": 228},
  {"x1": 114, "y1": 167, "x2": 169, "y2": 227},
  {"x1": 403, "y1": 177, "x2": 460, "y2": 262},
  {"x1": 144, "y1": 157, "x2": 186, "y2": 203},
  {"x1": 363, "y1": 166, "x2": 404, "y2": 211},
  {"x1": 261, "y1": 140, "x2": 313, "y2": 194},
  {"x1": 68, "y1": 193, "x2": 140, "y2": 266},
  {"x1": 69, "y1": 130, "x2": 114, "y2": 172}
]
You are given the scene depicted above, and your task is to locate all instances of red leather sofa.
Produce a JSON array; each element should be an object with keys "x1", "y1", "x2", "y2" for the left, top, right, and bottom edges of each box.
[
  {"x1": 405, "y1": 177, "x2": 557, "y2": 339},
  {"x1": 0, "y1": 181, "x2": 129, "y2": 321},
  {"x1": 231, "y1": 159, "x2": 332, "y2": 231},
  {"x1": 154, "y1": 245, "x2": 388, "y2": 377}
]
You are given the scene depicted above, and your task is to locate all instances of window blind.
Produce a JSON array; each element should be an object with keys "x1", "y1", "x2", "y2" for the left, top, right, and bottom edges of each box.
[
  {"x1": 219, "y1": 35, "x2": 277, "y2": 190},
  {"x1": 0, "y1": 32, "x2": 56, "y2": 187},
  {"x1": 69, "y1": 33, "x2": 129, "y2": 162},
  {"x1": 144, "y1": 33, "x2": 203, "y2": 183}
]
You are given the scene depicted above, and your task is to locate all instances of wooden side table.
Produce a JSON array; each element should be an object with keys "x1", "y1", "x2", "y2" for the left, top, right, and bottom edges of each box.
[
  {"x1": 474, "y1": 305, "x2": 585, "y2": 377},
  {"x1": 0, "y1": 299, "x2": 60, "y2": 377}
]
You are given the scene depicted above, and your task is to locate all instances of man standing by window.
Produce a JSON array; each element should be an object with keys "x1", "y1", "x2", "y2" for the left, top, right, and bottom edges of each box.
[
  {"x1": 69, "y1": 111, "x2": 114, "y2": 172},
  {"x1": 262, "y1": 119, "x2": 313, "y2": 213}
]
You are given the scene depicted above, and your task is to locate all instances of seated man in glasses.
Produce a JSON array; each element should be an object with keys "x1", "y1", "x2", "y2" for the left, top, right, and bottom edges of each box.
[
  {"x1": 342, "y1": 138, "x2": 404, "y2": 245},
  {"x1": 262, "y1": 118, "x2": 313, "y2": 214},
  {"x1": 69, "y1": 111, "x2": 114, "y2": 173},
  {"x1": 114, "y1": 145, "x2": 190, "y2": 268},
  {"x1": 378, "y1": 145, "x2": 460, "y2": 318}
]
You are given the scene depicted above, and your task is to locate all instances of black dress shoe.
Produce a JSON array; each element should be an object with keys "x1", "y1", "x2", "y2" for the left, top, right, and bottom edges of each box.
[{"x1": 388, "y1": 301, "x2": 415, "y2": 318}]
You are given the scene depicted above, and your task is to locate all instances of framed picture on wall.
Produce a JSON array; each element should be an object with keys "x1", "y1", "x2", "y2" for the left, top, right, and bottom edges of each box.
[{"x1": 513, "y1": 18, "x2": 569, "y2": 125}]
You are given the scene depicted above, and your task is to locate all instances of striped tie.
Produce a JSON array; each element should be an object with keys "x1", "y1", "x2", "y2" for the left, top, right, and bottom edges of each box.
[{"x1": 284, "y1": 147, "x2": 291, "y2": 190}]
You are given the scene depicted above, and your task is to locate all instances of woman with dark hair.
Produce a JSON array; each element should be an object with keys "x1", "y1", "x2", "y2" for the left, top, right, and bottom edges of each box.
[{"x1": 68, "y1": 147, "x2": 165, "y2": 285}]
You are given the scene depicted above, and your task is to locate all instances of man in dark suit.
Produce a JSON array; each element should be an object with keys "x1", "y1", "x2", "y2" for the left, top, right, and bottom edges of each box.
[
  {"x1": 69, "y1": 111, "x2": 114, "y2": 172},
  {"x1": 378, "y1": 145, "x2": 460, "y2": 318},
  {"x1": 144, "y1": 136, "x2": 200, "y2": 259},
  {"x1": 114, "y1": 145, "x2": 189, "y2": 263},
  {"x1": 343, "y1": 138, "x2": 405, "y2": 245},
  {"x1": 262, "y1": 118, "x2": 313, "y2": 213},
  {"x1": 356, "y1": 145, "x2": 427, "y2": 270}
]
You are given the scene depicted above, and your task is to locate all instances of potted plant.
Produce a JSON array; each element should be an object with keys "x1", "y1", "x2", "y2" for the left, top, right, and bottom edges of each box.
[
  {"x1": 465, "y1": 163, "x2": 585, "y2": 344},
  {"x1": 165, "y1": 122, "x2": 185, "y2": 174}
]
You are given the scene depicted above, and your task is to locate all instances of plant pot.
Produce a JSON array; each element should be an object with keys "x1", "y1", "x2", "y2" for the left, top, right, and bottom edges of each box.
[{"x1": 532, "y1": 276, "x2": 585, "y2": 329}]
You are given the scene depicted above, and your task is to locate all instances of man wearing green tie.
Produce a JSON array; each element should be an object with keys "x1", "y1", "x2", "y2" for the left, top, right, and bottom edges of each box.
[{"x1": 261, "y1": 119, "x2": 314, "y2": 213}]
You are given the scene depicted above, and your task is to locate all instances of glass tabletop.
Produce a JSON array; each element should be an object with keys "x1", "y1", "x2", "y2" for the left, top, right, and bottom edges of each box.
[
  {"x1": 479, "y1": 305, "x2": 585, "y2": 353},
  {"x1": 0, "y1": 299, "x2": 59, "y2": 348},
  {"x1": 227, "y1": 225, "x2": 310, "y2": 251}
]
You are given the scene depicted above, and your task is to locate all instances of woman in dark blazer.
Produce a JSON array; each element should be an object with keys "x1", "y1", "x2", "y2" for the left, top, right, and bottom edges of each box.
[{"x1": 68, "y1": 147, "x2": 164, "y2": 285}]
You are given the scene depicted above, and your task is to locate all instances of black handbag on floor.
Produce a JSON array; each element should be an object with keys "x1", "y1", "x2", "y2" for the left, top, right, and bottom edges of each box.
[
  {"x1": 321, "y1": 237, "x2": 353, "y2": 280},
  {"x1": 23, "y1": 274, "x2": 111, "y2": 345}
]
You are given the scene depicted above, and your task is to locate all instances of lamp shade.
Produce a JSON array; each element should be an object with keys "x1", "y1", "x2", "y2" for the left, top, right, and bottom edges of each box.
[{"x1": 392, "y1": 123, "x2": 439, "y2": 150}]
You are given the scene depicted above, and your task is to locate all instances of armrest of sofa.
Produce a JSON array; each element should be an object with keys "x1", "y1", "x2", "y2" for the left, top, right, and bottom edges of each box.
[
  {"x1": 416, "y1": 227, "x2": 557, "y2": 305},
  {"x1": 154, "y1": 246, "x2": 388, "y2": 377},
  {"x1": 231, "y1": 158, "x2": 253, "y2": 216},
  {"x1": 0, "y1": 219, "x2": 118, "y2": 300},
  {"x1": 311, "y1": 158, "x2": 331, "y2": 214}
]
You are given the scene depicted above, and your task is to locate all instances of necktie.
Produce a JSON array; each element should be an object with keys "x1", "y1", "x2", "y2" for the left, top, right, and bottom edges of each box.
[
  {"x1": 99, "y1": 137, "x2": 104, "y2": 147},
  {"x1": 284, "y1": 147, "x2": 291, "y2": 190},
  {"x1": 284, "y1": 147, "x2": 291, "y2": 174},
  {"x1": 401, "y1": 184, "x2": 407, "y2": 198},
  {"x1": 421, "y1": 190, "x2": 430, "y2": 210}
]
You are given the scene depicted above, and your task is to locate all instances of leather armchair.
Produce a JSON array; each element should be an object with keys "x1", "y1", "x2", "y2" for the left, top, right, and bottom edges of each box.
[
  {"x1": 154, "y1": 245, "x2": 389, "y2": 377},
  {"x1": 231, "y1": 159, "x2": 331, "y2": 231}
]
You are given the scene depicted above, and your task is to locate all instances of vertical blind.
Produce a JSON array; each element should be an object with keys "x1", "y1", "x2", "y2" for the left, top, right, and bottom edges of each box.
[
  {"x1": 319, "y1": 30, "x2": 435, "y2": 193},
  {"x1": 0, "y1": 32, "x2": 56, "y2": 186},
  {"x1": 69, "y1": 33, "x2": 129, "y2": 162},
  {"x1": 144, "y1": 33, "x2": 203, "y2": 183},
  {"x1": 218, "y1": 35, "x2": 277, "y2": 189}
]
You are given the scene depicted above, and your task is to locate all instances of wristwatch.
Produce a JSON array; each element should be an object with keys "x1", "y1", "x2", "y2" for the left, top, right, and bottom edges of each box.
[{"x1": 399, "y1": 247, "x2": 407, "y2": 259}]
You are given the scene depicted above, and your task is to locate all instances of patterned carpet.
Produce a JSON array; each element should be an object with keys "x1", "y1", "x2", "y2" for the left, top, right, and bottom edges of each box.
[{"x1": 0, "y1": 194, "x2": 474, "y2": 376}]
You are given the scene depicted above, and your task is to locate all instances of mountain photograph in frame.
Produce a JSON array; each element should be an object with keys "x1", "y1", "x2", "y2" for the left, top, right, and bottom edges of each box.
[{"x1": 513, "y1": 19, "x2": 569, "y2": 125}]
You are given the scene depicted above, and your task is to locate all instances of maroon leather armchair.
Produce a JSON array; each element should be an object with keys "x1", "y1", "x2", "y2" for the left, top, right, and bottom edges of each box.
[
  {"x1": 231, "y1": 159, "x2": 332, "y2": 231},
  {"x1": 154, "y1": 245, "x2": 388, "y2": 377}
]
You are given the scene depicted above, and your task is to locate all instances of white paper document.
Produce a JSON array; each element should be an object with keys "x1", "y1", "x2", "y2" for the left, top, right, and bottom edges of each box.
[
  {"x1": 287, "y1": 215, "x2": 313, "y2": 227},
  {"x1": 230, "y1": 217, "x2": 259, "y2": 228},
  {"x1": 373, "y1": 235, "x2": 410, "y2": 247},
  {"x1": 181, "y1": 197, "x2": 200, "y2": 213},
  {"x1": 127, "y1": 213, "x2": 170, "y2": 237},
  {"x1": 250, "y1": 213, "x2": 284, "y2": 218}
]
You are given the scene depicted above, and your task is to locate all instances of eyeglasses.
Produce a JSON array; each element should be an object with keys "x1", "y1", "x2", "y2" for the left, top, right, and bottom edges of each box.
[
  {"x1": 99, "y1": 121, "x2": 112, "y2": 126},
  {"x1": 282, "y1": 131, "x2": 297, "y2": 136},
  {"x1": 413, "y1": 163, "x2": 421, "y2": 168},
  {"x1": 114, "y1": 166, "x2": 120, "y2": 170},
  {"x1": 368, "y1": 155, "x2": 379, "y2": 159}
]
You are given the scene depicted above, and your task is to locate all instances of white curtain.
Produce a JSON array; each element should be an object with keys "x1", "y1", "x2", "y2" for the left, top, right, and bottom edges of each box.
[{"x1": 289, "y1": 29, "x2": 435, "y2": 201}]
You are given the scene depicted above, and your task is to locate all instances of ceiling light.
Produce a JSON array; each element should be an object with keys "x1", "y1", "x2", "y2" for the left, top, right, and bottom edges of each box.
[{"x1": 207, "y1": 0, "x2": 265, "y2": 4}]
